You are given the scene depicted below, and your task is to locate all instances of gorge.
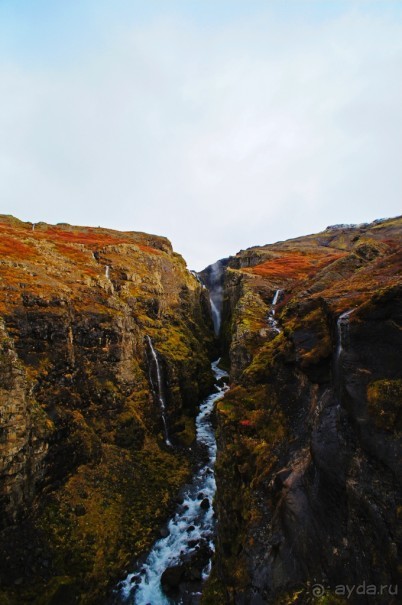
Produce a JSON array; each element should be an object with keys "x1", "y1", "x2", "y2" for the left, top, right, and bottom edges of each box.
[{"x1": 0, "y1": 214, "x2": 401, "y2": 605}]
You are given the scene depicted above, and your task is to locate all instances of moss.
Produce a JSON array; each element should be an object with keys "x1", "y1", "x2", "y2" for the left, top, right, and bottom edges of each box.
[
  {"x1": 174, "y1": 413, "x2": 196, "y2": 447},
  {"x1": 201, "y1": 568, "x2": 228, "y2": 604},
  {"x1": 37, "y1": 443, "x2": 190, "y2": 603},
  {"x1": 243, "y1": 332, "x2": 291, "y2": 383},
  {"x1": 367, "y1": 379, "x2": 402, "y2": 433}
]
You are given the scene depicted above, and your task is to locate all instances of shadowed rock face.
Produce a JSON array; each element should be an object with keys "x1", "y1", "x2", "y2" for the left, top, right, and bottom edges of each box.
[
  {"x1": 0, "y1": 216, "x2": 215, "y2": 604},
  {"x1": 202, "y1": 217, "x2": 402, "y2": 605}
]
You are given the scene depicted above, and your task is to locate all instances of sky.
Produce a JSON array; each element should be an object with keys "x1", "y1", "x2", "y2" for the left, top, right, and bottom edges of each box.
[{"x1": 0, "y1": 1, "x2": 401, "y2": 270}]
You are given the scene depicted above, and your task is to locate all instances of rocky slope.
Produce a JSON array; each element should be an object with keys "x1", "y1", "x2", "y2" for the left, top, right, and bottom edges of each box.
[
  {"x1": 0, "y1": 215, "x2": 215, "y2": 605},
  {"x1": 202, "y1": 217, "x2": 402, "y2": 604}
]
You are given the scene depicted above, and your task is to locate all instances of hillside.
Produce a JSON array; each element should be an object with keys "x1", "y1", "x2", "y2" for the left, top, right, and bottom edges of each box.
[
  {"x1": 203, "y1": 217, "x2": 402, "y2": 604},
  {"x1": 0, "y1": 215, "x2": 214, "y2": 604}
]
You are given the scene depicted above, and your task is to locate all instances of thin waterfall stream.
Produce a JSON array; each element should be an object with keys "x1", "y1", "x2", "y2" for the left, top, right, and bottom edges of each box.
[
  {"x1": 267, "y1": 289, "x2": 283, "y2": 333},
  {"x1": 146, "y1": 336, "x2": 172, "y2": 447},
  {"x1": 209, "y1": 298, "x2": 221, "y2": 336},
  {"x1": 119, "y1": 360, "x2": 229, "y2": 604},
  {"x1": 335, "y1": 309, "x2": 354, "y2": 395}
]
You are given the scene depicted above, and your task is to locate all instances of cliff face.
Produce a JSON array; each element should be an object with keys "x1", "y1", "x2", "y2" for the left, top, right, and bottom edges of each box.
[
  {"x1": 0, "y1": 216, "x2": 214, "y2": 604},
  {"x1": 203, "y1": 217, "x2": 402, "y2": 604}
]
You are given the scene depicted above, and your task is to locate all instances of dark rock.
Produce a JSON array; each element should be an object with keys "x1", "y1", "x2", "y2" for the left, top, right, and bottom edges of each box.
[
  {"x1": 74, "y1": 504, "x2": 86, "y2": 516},
  {"x1": 161, "y1": 565, "x2": 184, "y2": 595},
  {"x1": 200, "y1": 498, "x2": 210, "y2": 510}
]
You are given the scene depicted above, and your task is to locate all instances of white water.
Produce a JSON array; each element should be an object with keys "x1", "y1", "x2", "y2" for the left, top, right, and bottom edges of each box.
[
  {"x1": 267, "y1": 289, "x2": 283, "y2": 333},
  {"x1": 206, "y1": 260, "x2": 225, "y2": 336},
  {"x1": 210, "y1": 298, "x2": 221, "y2": 336},
  {"x1": 146, "y1": 336, "x2": 172, "y2": 447},
  {"x1": 105, "y1": 265, "x2": 111, "y2": 279},
  {"x1": 336, "y1": 309, "x2": 354, "y2": 368},
  {"x1": 120, "y1": 360, "x2": 229, "y2": 605},
  {"x1": 190, "y1": 270, "x2": 205, "y2": 288}
]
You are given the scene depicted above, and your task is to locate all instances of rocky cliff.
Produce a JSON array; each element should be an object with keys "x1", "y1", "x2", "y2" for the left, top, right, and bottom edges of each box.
[
  {"x1": 203, "y1": 217, "x2": 402, "y2": 604},
  {"x1": 0, "y1": 216, "x2": 215, "y2": 604}
]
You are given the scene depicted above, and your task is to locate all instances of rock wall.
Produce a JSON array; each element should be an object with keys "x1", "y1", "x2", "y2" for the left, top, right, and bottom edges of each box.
[
  {"x1": 0, "y1": 216, "x2": 214, "y2": 604},
  {"x1": 0, "y1": 319, "x2": 48, "y2": 526},
  {"x1": 203, "y1": 217, "x2": 402, "y2": 604}
]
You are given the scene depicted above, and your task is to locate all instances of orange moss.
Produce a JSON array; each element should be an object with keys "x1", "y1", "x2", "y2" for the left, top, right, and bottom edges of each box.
[
  {"x1": 40, "y1": 227, "x2": 128, "y2": 247},
  {"x1": 137, "y1": 243, "x2": 162, "y2": 255},
  {"x1": 54, "y1": 243, "x2": 95, "y2": 264},
  {"x1": 0, "y1": 234, "x2": 35, "y2": 259},
  {"x1": 243, "y1": 251, "x2": 346, "y2": 281}
]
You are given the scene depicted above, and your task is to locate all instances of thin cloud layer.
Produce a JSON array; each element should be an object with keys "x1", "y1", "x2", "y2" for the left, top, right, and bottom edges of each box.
[{"x1": 0, "y1": 2, "x2": 401, "y2": 269}]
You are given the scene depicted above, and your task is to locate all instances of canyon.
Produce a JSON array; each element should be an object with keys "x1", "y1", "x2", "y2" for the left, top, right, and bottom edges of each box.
[{"x1": 0, "y1": 214, "x2": 401, "y2": 604}]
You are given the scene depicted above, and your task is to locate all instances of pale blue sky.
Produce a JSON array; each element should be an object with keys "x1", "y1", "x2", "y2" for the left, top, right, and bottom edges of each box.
[{"x1": 1, "y1": 1, "x2": 401, "y2": 269}]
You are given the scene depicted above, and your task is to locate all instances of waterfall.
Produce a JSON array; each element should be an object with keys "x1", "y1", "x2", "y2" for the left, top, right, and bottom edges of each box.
[
  {"x1": 119, "y1": 360, "x2": 229, "y2": 605},
  {"x1": 271, "y1": 289, "x2": 282, "y2": 313},
  {"x1": 190, "y1": 270, "x2": 205, "y2": 288},
  {"x1": 105, "y1": 265, "x2": 110, "y2": 279},
  {"x1": 210, "y1": 297, "x2": 221, "y2": 336},
  {"x1": 146, "y1": 336, "x2": 172, "y2": 447},
  {"x1": 198, "y1": 260, "x2": 227, "y2": 337},
  {"x1": 336, "y1": 309, "x2": 353, "y2": 372},
  {"x1": 267, "y1": 289, "x2": 283, "y2": 333}
]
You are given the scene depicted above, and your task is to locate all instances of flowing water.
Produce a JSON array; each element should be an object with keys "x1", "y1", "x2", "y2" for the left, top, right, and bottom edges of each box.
[
  {"x1": 335, "y1": 309, "x2": 354, "y2": 391},
  {"x1": 146, "y1": 336, "x2": 172, "y2": 447},
  {"x1": 119, "y1": 360, "x2": 229, "y2": 604},
  {"x1": 210, "y1": 298, "x2": 221, "y2": 335},
  {"x1": 105, "y1": 265, "x2": 111, "y2": 279},
  {"x1": 267, "y1": 289, "x2": 283, "y2": 333}
]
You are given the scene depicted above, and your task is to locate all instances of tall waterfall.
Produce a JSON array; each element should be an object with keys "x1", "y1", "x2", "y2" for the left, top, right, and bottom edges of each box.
[
  {"x1": 119, "y1": 360, "x2": 229, "y2": 605},
  {"x1": 146, "y1": 336, "x2": 172, "y2": 447},
  {"x1": 198, "y1": 260, "x2": 228, "y2": 337},
  {"x1": 105, "y1": 265, "x2": 111, "y2": 279},
  {"x1": 267, "y1": 289, "x2": 283, "y2": 333},
  {"x1": 210, "y1": 297, "x2": 221, "y2": 336}
]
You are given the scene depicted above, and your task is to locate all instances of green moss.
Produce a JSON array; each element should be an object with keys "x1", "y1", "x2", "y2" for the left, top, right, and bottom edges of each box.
[{"x1": 243, "y1": 332, "x2": 290, "y2": 383}]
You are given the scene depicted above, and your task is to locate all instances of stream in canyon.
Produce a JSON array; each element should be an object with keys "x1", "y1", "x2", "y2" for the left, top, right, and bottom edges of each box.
[{"x1": 118, "y1": 360, "x2": 229, "y2": 604}]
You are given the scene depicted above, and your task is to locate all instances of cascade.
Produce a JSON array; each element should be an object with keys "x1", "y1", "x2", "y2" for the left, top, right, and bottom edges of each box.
[
  {"x1": 105, "y1": 265, "x2": 111, "y2": 279},
  {"x1": 267, "y1": 289, "x2": 283, "y2": 333},
  {"x1": 210, "y1": 297, "x2": 221, "y2": 335},
  {"x1": 335, "y1": 309, "x2": 353, "y2": 383},
  {"x1": 119, "y1": 360, "x2": 229, "y2": 605},
  {"x1": 198, "y1": 260, "x2": 227, "y2": 336},
  {"x1": 146, "y1": 336, "x2": 172, "y2": 447}
]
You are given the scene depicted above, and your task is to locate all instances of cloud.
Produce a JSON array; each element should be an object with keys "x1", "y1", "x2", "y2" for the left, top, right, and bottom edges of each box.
[{"x1": 0, "y1": 2, "x2": 401, "y2": 269}]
